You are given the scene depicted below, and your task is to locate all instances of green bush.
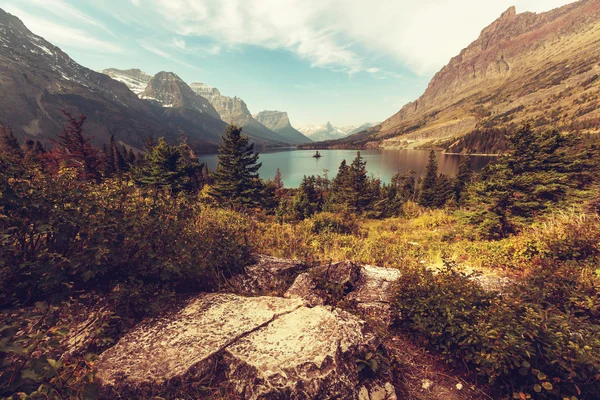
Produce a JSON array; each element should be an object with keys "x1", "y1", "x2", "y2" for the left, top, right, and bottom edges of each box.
[
  {"x1": 309, "y1": 212, "x2": 359, "y2": 235},
  {"x1": 394, "y1": 261, "x2": 600, "y2": 399},
  {"x1": 0, "y1": 174, "x2": 254, "y2": 315}
]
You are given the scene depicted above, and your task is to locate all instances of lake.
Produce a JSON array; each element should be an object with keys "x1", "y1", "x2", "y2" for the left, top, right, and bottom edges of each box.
[{"x1": 198, "y1": 149, "x2": 496, "y2": 188}]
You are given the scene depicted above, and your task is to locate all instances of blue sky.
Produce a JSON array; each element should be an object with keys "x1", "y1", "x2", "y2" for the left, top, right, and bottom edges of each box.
[{"x1": 0, "y1": 0, "x2": 576, "y2": 127}]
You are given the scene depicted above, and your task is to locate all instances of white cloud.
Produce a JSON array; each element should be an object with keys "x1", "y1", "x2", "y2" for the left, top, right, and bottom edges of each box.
[
  {"x1": 148, "y1": 0, "x2": 576, "y2": 76},
  {"x1": 173, "y1": 37, "x2": 186, "y2": 50},
  {"x1": 3, "y1": 5, "x2": 124, "y2": 53},
  {"x1": 140, "y1": 42, "x2": 202, "y2": 70},
  {"x1": 130, "y1": 0, "x2": 141, "y2": 6}
]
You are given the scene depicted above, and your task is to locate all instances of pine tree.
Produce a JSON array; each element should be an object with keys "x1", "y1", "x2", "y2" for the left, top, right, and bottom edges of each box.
[
  {"x1": 348, "y1": 151, "x2": 371, "y2": 212},
  {"x1": 0, "y1": 122, "x2": 23, "y2": 159},
  {"x1": 127, "y1": 149, "x2": 136, "y2": 165},
  {"x1": 419, "y1": 150, "x2": 438, "y2": 207},
  {"x1": 454, "y1": 155, "x2": 473, "y2": 204},
  {"x1": 433, "y1": 173, "x2": 454, "y2": 207},
  {"x1": 110, "y1": 135, "x2": 126, "y2": 174},
  {"x1": 145, "y1": 135, "x2": 156, "y2": 151},
  {"x1": 50, "y1": 112, "x2": 101, "y2": 181},
  {"x1": 273, "y1": 168, "x2": 284, "y2": 189},
  {"x1": 210, "y1": 125, "x2": 262, "y2": 208},
  {"x1": 469, "y1": 125, "x2": 572, "y2": 238},
  {"x1": 132, "y1": 137, "x2": 203, "y2": 193}
]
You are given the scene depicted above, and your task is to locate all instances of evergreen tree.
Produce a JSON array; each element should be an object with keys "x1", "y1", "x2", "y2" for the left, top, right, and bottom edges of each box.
[
  {"x1": 0, "y1": 122, "x2": 23, "y2": 159},
  {"x1": 49, "y1": 112, "x2": 101, "y2": 181},
  {"x1": 348, "y1": 151, "x2": 372, "y2": 212},
  {"x1": 273, "y1": 168, "x2": 284, "y2": 189},
  {"x1": 110, "y1": 135, "x2": 126, "y2": 174},
  {"x1": 132, "y1": 137, "x2": 203, "y2": 193},
  {"x1": 127, "y1": 149, "x2": 136, "y2": 165},
  {"x1": 433, "y1": 173, "x2": 454, "y2": 207},
  {"x1": 419, "y1": 150, "x2": 438, "y2": 207},
  {"x1": 469, "y1": 125, "x2": 573, "y2": 238},
  {"x1": 328, "y1": 159, "x2": 352, "y2": 210},
  {"x1": 145, "y1": 135, "x2": 156, "y2": 151},
  {"x1": 454, "y1": 155, "x2": 473, "y2": 204},
  {"x1": 210, "y1": 125, "x2": 262, "y2": 208}
]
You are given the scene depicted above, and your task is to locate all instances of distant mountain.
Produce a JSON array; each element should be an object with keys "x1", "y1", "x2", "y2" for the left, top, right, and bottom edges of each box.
[
  {"x1": 141, "y1": 72, "x2": 222, "y2": 120},
  {"x1": 0, "y1": 8, "x2": 207, "y2": 151},
  {"x1": 328, "y1": 0, "x2": 600, "y2": 153},
  {"x1": 189, "y1": 83, "x2": 289, "y2": 145},
  {"x1": 298, "y1": 122, "x2": 378, "y2": 142},
  {"x1": 101, "y1": 69, "x2": 152, "y2": 95},
  {"x1": 254, "y1": 111, "x2": 312, "y2": 144}
]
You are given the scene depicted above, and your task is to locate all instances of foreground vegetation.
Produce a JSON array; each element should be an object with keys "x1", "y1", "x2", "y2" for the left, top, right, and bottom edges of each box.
[{"x1": 1, "y1": 116, "x2": 599, "y2": 399}]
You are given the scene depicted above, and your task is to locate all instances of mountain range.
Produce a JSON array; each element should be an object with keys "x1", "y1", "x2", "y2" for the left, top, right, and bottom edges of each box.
[
  {"x1": 0, "y1": 7, "x2": 310, "y2": 152},
  {"x1": 298, "y1": 122, "x2": 378, "y2": 142},
  {"x1": 308, "y1": 0, "x2": 600, "y2": 153}
]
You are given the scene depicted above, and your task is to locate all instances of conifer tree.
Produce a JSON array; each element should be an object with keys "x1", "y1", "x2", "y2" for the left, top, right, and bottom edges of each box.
[
  {"x1": 454, "y1": 155, "x2": 473, "y2": 204},
  {"x1": 0, "y1": 122, "x2": 23, "y2": 159},
  {"x1": 110, "y1": 135, "x2": 126, "y2": 174},
  {"x1": 273, "y1": 168, "x2": 284, "y2": 189},
  {"x1": 433, "y1": 173, "x2": 454, "y2": 207},
  {"x1": 50, "y1": 112, "x2": 101, "y2": 181},
  {"x1": 210, "y1": 125, "x2": 262, "y2": 208},
  {"x1": 469, "y1": 125, "x2": 572, "y2": 238},
  {"x1": 419, "y1": 150, "x2": 438, "y2": 207},
  {"x1": 348, "y1": 151, "x2": 371, "y2": 211},
  {"x1": 145, "y1": 135, "x2": 156, "y2": 151},
  {"x1": 132, "y1": 137, "x2": 203, "y2": 193}
]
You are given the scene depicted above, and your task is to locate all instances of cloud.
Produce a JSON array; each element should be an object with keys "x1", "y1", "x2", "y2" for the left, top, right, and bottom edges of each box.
[
  {"x1": 173, "y1": 37, "x2": 186, "y2": 50},
  {"x1": 3, "y1": 5, "x2": 124, "y2": 53},
  {"x1": 140, "y1": 42, "x2": 202, "y2": 70},
  {"x1": 146, "y1": 0, "x2": 575, "y2": 76},
  {"x1": 130, "y1": 0, "x2": 141, "y2": 5},
  {"x1": 25, "y1": 0, "x2": 116, "y2": 37}
]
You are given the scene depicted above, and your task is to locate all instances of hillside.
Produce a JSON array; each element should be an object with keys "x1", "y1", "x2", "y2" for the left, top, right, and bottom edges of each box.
[{"x1": 320, "y1": 0, "x2": 600, "y2": 153}]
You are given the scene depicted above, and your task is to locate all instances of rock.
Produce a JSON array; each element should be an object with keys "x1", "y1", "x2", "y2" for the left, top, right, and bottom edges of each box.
[
  {"x1": 229, "y1": 255, "x2": 309, "y2": 296},
  {"x1": 96, "y1": 293, "x2": 305, "y2": 396},
  {"x1": 285, "y1": 261, "x2": 361, "y2": 306},
  {"x1": 96, "y1": 292, "x2": 394, "y2": 399},
  {"x1": 346, "y1": 265, "x2": 401, "y2": 327}
]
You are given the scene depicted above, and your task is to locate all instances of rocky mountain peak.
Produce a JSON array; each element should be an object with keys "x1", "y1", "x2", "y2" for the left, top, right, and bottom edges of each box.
[
  {"x1": 501, "y1": 6, "x2": 517, "y2": 19},
  {"x1": 141, "y1": 71, "x2": 221, "y2": 119},
  {"x1": 253, "y1": 110, "x2": 311, "y2": 143},
  {"x1": 189, "y1": 82, "x2": 221, "y2": 97}
]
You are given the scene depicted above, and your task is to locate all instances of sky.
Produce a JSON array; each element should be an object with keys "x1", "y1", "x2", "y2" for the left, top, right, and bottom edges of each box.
[{"x1": 0, "y1": 0, "x2": 577, "y2": 127}]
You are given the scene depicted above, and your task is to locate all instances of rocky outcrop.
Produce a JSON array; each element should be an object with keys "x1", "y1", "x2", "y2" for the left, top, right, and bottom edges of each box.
[
  {"x1": 254, "y1": 110, "x2": 313, "y2": 144},
  {"x1": 94, "y1": 257, "x2": 405, "y2": 399},
  {"x1": 96, "y1": 293, "x2": 396, "y2": 399}
]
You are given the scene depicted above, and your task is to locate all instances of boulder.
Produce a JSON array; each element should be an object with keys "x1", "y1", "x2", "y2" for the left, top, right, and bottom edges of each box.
[
  {"x1": 347, "y1": 265, "x2": 402, "y2": 327},
  {"x1": 284, "y1": 261, "x2": 361, "y2": 306},
  {"x1": 229, "y1": 255, "x2": 309, "y2": 296},
  {"x1": 96, "y1": 292, "x2": 395, "y2": 399}
]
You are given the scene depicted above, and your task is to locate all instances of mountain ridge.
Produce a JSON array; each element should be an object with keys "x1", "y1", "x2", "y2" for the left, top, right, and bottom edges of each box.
[{"x1": 315, "y1": 0, "x2": 600, "y2": 152}]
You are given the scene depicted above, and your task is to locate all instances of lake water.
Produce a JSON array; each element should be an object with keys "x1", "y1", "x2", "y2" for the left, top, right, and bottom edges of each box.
[{"x1": 198, "y1": 149, "x2": 496, "y2": 188}]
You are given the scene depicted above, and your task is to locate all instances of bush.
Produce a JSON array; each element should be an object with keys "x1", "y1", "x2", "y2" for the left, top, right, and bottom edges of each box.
[
  {"x1": 394, "y1": 261, "x2": 600, "y2": 399},
  {"x1": 310, "y1": 212, "x2": 359, "y2": 235},
  {"x1": 0, "y1": 174, "x2": 254, "y2": 315}
]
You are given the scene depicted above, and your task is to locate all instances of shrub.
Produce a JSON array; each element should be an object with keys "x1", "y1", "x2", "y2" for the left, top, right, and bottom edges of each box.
[
  {"x1": 310, "y1": 212, "x2": 359, "y2": 235},
  {"x1": 394, "y1": 261, "x2": 600, "y2": 399}
]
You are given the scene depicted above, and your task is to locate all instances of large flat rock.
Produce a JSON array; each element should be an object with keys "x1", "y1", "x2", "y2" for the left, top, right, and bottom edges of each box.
[
  {"x1": 96, "y1": 293, "x2": 304, "y2": 391},
  {"x1": 96, "y1": 292, "x2": 395, "y2": 399}
]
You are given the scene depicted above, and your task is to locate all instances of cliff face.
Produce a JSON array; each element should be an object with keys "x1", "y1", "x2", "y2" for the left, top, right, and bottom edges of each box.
[
  {"x1": 340, "y1": 0, "x2": 600, "y2": 151},
  {"x1": 254, "y1": 111, "x2": 312, "y2": 144}
]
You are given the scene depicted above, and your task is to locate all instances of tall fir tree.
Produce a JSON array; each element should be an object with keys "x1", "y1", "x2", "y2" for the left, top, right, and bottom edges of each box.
[
  {"x1": 0, "y1": 122, "x2": 23, "y2": 159},
  {"x1": 110, "y1": 135, "x2": 126, "y2": 174},
  {"x1": 210, "y1": 125, "x2": 262, "y2": 208},
  {"x1": 419, "y1": 150, "x2": 438, "y2": 207},
  {"x1": 49, "y1": 112, "x2": 101, "y2": 181},
  {"x1": 273, "y1": 168, "x2": 284, "y2": 189},
  {"x1": 454, "y1": 155, "x2": 473, "y2": 204}
]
